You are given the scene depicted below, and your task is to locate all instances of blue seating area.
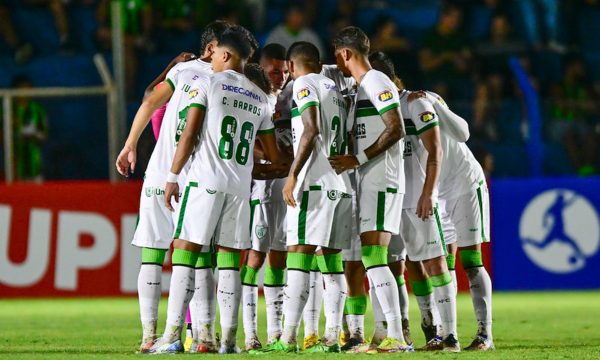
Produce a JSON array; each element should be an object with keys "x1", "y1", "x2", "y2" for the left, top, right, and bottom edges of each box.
[{"x1": 0, "y1": 1, "x2": 598, "y2": 180}]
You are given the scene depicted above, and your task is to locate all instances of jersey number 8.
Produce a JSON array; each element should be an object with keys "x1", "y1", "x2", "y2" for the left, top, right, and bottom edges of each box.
[{"x1": 219, "y1": 115, "x2": 254, "y2": 165}]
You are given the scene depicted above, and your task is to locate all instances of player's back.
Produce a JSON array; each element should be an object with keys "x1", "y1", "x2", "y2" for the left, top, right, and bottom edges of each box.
[{"x1": 190, "y1": 70, "x2": 274, "y2": 198}]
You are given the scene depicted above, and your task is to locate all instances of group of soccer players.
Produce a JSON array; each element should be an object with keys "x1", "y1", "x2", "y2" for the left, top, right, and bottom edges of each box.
[{"x1": 116, "y1": 20, "x2": 493, "y2": 355}]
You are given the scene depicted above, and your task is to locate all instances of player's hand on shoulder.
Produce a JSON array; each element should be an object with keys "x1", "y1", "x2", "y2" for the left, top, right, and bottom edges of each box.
[
  {"x1": 115, "y1": 145, "x2": 136, "y2": 177},
  {"x1": 329, "y1": 154, "x2": 359, "y2": 174},
  {"x1": 164, "y1": 182, "x2": 180, "y2": 212},
  {"x1": 408, "y1": 90, "x2": 427, "y2": 103}
]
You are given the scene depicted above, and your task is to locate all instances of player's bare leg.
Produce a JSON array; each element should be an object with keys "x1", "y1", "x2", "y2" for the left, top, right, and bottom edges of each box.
[
  {"x1": 458, "y1": 244, "x2": 494, "y2": 351},
  {"x1": 242, "y1": 249, "x2": 266, "y2": 350},
  {"x1": 264, "y1": 250, "x2": 287, "y2": 344},
  {"x1": 389, "y1": 260, "x2": 412, "y2": 346},
  {"x1": 406, "y1": 260, "x2": 442, "y2": 350},
  {"x1": 422, "y1": 255, "x2": 460, "y2": 352},
  {"x1": 340, "y1": 260, "x2": 368, "y2": 351},
  {"x1": 217, "y1": 246, "x2": 243, "y2": 354}
]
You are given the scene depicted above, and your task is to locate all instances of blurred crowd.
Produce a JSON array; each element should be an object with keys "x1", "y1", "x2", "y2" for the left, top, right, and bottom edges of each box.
[{"x1": 1, "y1": 0, "x2": 599, "y2": 179}]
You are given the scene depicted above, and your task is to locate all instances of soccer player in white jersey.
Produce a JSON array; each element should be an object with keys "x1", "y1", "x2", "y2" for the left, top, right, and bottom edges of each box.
[
  {"x1": 149, "y1": 26, "x2": 280, "y2": 355},
  {"x1": 114, "y1": 20, "x2": 229, "y2": 354},
  {"x1": 254, "y1": 41, "x2": 351, "y2": 354},
  {"x1": 328, "y1": 27, "x2": 409, "y2": 353},
  {"x1": 369, "y1": 51, "x2": 460, "y2": 352},
  {"x1": 241, "y1": 43, "x2": 292, "y2": 351}
]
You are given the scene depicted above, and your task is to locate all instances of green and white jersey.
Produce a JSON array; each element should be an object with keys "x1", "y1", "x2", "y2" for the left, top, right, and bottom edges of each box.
[
  {"x1": 187, "y1": 70, "x2": 274, "y2": 198},
  {"x1": 145, "y1": 61, "x2": 212, "y2": 177},
  {"x1": 290, "y1": 73, "x2": 352, "y2": 195},
  {"x1": 415, "y1": 91, "x2": 485, "y2": 201},
  {"x1": 354, "y1": 69, "x2": 405, "y2": 193},
  {"x1": 399, "y1": 89, "x2": 440, "y2": 209}
]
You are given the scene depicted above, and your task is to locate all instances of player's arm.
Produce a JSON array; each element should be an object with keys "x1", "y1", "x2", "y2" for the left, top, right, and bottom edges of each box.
[
  {"x1": 253, "y1": 131, "x2": 289, "y2": 180},
  {"x1": 115, "y1": 84, "x2": 173, "y2": 176},
  {"x1": 143, "y1": 52, "x2": 196, "y2": 99},
  {"x1": 282, "y1": 105, "x2": 319, "y2": 207},
  {"x1": 164, "y1": 104, "x2": 206, "y2": 212}
]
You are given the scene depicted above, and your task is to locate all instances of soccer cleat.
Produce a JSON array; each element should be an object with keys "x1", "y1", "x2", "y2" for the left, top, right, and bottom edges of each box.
[
  {"x1": 190, "y1": 340, "x2": 218, "y2": 353},
  {"x1": 248, "y1": 340, "x2": 298, "y2": 354},
  {"x1": 184, "y1": 336, "x2": 194, "y2": 352},
  {"x1": 402, "y1": 318, "x2": 413, "y2": 348},
  {"x1": 147, "y1": 338, "x2": 183, "y2": 354},
  {"x1": 371, "y1": 338, "x2": 412, "y2": 353},
  {"x1": 303, "y1": 334, "x2": 320, "y2": 350},
  {"x1": 421, "y1": 322, "x2": 438, "y2": 343},
  {"x1": 245, "y1": 337, "x2": 263, "y2": 351},
  {"x1": 138, "y1": 340, "x2": 155, "y2": 354},
  {"x1": 340, "y1": 337, "x2": 365, "y2": 352},
  {"x1": 421, "y1": 335, "x2": 443, "y2": 351},
  {"x1": 442, "y1": 334, "x2": 461, "y2": 352},
  {"x1": 465, "y1": 335, "x2": 495, "y2": 351},
  {"x1": 303, "y1": 341, "x2": 340, "y2": 353},
  {"x1": 218, "y1": 344, "x2": 241, "y2": 354},
  {"x1": 339, "y1": 330, "x2": 348, "y2": 347}
]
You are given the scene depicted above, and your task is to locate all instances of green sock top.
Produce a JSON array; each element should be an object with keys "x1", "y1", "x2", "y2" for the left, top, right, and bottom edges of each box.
[
  {"x1": 410, "y1": 278, "x2": 433, "y2": 296},
  {"x1": 217, "y1": 252, "x2": 240, "y2": 269},
  {"x1": 361, "y1": 245, "x2": 388, "y2": 269},
  {"x1": 344, "y1": 295, "x2": 368, "y2": 315}
]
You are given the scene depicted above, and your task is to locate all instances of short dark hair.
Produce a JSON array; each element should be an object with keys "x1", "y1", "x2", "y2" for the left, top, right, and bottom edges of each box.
[
  {"x1": 240, "y1": 26, "x2": 259, "y2": 52},
  {"x1": 369, "y1": 51, "x2": 395, "y2": 80},
  {"x1": 200, "y1": 20, "x2": 230, "y2": 53},
  {"x1": 218, "y1": 25, "x2": 253, "y2": 60},
  {"x1": 287, "y1": 41, "x2": 320, "y2": 64},
  {"x1": 332, "y1": 26, "x2": 370, "y2": 55},
  {"x1": 260, "y1": 43, "x2": 287, "y2": 61},
  {"x1": 244, "y1": 63, "x2": 272, "y2": 94}
]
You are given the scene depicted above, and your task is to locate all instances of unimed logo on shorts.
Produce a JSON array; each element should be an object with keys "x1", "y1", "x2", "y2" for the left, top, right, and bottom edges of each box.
[{"x1": 519, "y1": 189, "x2": 600, "y2": 274}]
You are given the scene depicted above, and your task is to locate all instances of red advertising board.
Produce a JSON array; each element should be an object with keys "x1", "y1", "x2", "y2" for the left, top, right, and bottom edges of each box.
[{"x1": 0, "y1": 181, "x2": 488, "y2": 297}]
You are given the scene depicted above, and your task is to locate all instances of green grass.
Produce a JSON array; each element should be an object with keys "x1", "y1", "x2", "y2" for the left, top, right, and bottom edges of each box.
[{"x1": 1, "y1": 292, "x2": 600, "y2": 359}]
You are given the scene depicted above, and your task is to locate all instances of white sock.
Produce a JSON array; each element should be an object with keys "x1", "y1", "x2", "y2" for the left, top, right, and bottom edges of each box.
[
  {"x1": 281, "y1": 269, "x2": 310, "y2": 345},
  {"x1": 366, "y1": 267, "x2": 404, "y2": 342},
  {"x1": 303, "y1": 271, "x2": 323, "y2": 337},
  {"x1": 322, "y1": 273, "x2": 347, "y2": 345},
  {"x1": 138, "y1": 264, "x2": 162, "y2": 343},
  {"x1": 190, "y1": 268, "x2": 216, "y2": 343},
  {"x1": 218, "y1": 269, "x2": 241, "y2": 347},
  {"x1": 449, "y1": 269, "x2": 458, "y2": 294},
  {"x1": 242, "y1": 284, "x2": 259, "y2": 341},
  {"x1": 264, "y1": 285, "x2": 284, "y2": 342},
  {"x1": 466, "y1": 267, "x2": 493, "y2": 339},
  {"x1": 163, "y1": 265, "x2": 195, "y2": 343},
  {"x1": 433, "y1": 282, "x2": 458, "y2": 338},
  {"x1": 369, "y1": 282, "x2": 387, "y2": 343},
  {"x1": 415, "y1": 294, "x2": 435, "y2": 327},
  {"x1": 346, "y1": 314, "x2": 365, "y2": 341},
  {"x1": 398, "y1": 282, "x2": 409, "y2": 322}
]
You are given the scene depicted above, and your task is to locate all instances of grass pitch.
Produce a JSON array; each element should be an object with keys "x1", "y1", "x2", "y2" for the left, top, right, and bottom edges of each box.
[{"x1": 1, "y1": 292, "x2": 599, "y2": 359}]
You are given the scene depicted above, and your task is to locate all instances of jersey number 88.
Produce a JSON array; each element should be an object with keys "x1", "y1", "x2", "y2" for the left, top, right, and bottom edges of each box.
[{"x1": 219, "y1": 115, "x2": 254, "y2": 165}]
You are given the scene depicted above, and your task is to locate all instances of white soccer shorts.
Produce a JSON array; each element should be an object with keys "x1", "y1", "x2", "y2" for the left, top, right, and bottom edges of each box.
[
  {"x1": 287, "y1": 188, "x2": 352, "y2": 249},
  {"x1": 250, "y1": 200, "x2": 287, "y2": 253},
  {"x1": 397, "y1": 207, "x2": 447, "y2": 262},
  {"x1": 131, "y1": 174, "x2": 186, "y2": 250},
  {"x1": 173, "y1": 182, "x2": 250, "y2": 250},
  {"x1": 343, "y1": 195, "x2": 362, "y2": 262},
  {"x1": 442, "y1": 181, "x2": 490, "y2": 247},
  {"x1": 358, "y1": 188, "x2": 403, "y2": 235}
]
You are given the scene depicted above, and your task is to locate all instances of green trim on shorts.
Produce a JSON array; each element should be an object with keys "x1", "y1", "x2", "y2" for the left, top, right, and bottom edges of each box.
[
  {"x1": 376, "y1": 191, "x2": 386, "y2": 231},
  {"x1": 396, "y1": 274, "x2": 406, "y2": 287},
  {"x1": 171, "y1": 249, "x2": 198, "y2": 267},
  {"x1": 317, "y1": 253, "x2": 344, "y2": 274},
  {"x1": 410, "y1": 278, "x2": 433, "y2": 296},
  {"x1": 286, "y1": 252, "x2": 314, "y2": 271},
  {"x1": 433, "y1": 205, "x2": 447, "y2": 256},
  {"x1": 476, "y1": 186, "x2": 487, "y2": 241},
  {"x1": 361, "y1": 245, "x2": 388, "y2": 269},
  {"x1": 241, "y1": 265, "x2": 259, "y2": 286},
  {"x1": 141, "y1": 247, "x2": 167, "y2": 265},
  {"x1": 446, "y1": 253, "x2": 456, "y2": 271},
  {"x1": 460, "y1": 249, "x2": 484, "y2": 269},
  {"x1": 308, "y1": 185, "x2": 322, "y2": 191},
  {"x1": 298, "y1": 191, "x2": 310, "y2": 245},
  {"x1": 430, "y1": 272, "x2": 453, "y2": 287},
  {"x1": 264, "y1": 266, "x2": 285, "y2": 286},
  {"x1": 195, "y1": 252, "x2": 212, "y2": 268},
  {"x1": 249, "y1": 199, "x2": 260, "y2": 235},
  {"x1": 217, "y1": 252, "x2": 240, "y2": 269},
  {"x1": 174, "y1": 182, "x2": 198, "y2": 239},
  {"x1": 344, "y1": 295, "x2": 367, "y2": 315},
  {"x1": 310, "y1": 256, "x2": 320, "y2": 272}
]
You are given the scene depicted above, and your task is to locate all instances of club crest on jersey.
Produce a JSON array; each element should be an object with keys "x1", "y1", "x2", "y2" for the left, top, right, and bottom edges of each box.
[
  {"x1": 297, "y1": 88, "x2": 310, "y2": 100},
  {"x1": 420, "y1": 112, "x2": 435, "y2": 123},
  {"x1": 188, "y1": 89, "x2": 199, "y2": 99},
  {"x1": 378, "y1": 90, "x2": 393, "y2": 102}
]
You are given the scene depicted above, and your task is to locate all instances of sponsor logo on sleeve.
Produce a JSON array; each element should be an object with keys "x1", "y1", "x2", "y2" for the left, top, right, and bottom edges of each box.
[
  {"x1": 420, "y1": 112, "x2": 435, "y2": 123},
  {"x1": 378, "y1": 90, "x2": 393, "y2": 102},
  {"x1": 297, "y1": 88, "x2": 310, "y2": 100},
  {"x1": 188, "y1": 89, "x2": 198, "y2": 99}
]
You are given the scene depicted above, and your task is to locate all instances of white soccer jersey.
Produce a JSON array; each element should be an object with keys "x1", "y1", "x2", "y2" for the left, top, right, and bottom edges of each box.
[
  {"x1": 186, "y1": 70, "x2": 274, "y2": 198},
  {"x1": 354, "y1": 70, "x2": 404, "y2": 193},
  {"x1": 290, "y1": 73, "x2": 351, "y2": 195},
  {"x1": 399, "y1": 89, "x2": 440, "y2": 209},
  {"x1": 145, "y1": 60, "x2": 212, "y2": 177},
  {"x1": 321, "y1": 64, "x2": 356, "y2": 96}
]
